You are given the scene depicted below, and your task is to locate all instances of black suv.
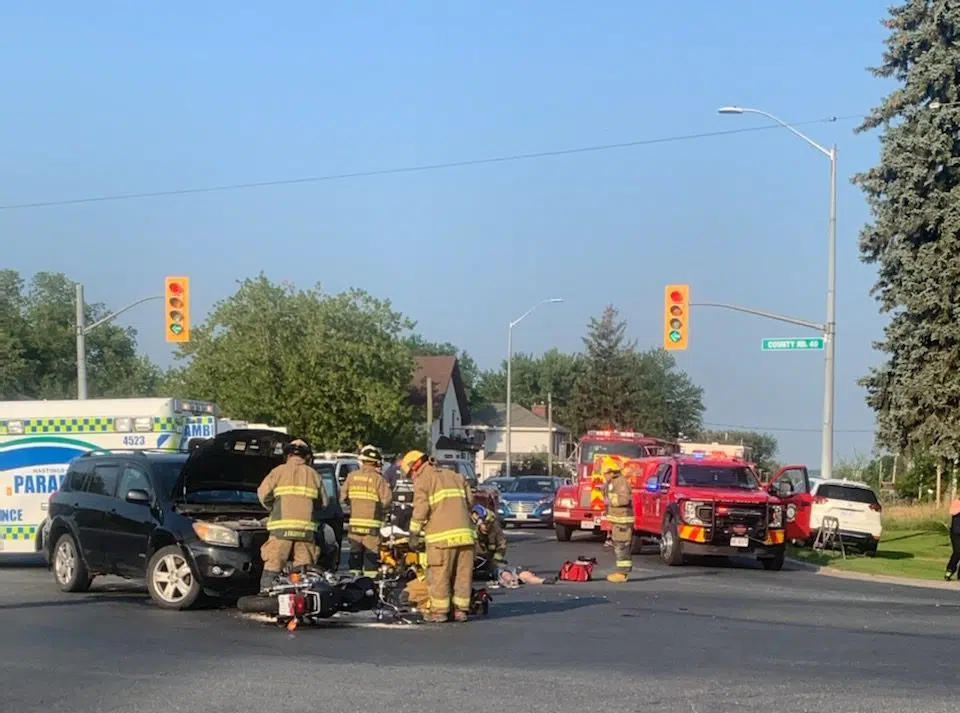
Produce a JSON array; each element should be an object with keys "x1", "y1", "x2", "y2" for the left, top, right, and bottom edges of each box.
[{"x1": 45, "y1": 429, "x2": 345, "y2": 610}]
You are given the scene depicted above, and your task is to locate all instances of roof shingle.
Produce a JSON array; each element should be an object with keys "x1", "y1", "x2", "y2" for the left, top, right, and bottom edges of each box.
[{"x1": 470, "y1": 402, "x2": 568, "y2": 431}]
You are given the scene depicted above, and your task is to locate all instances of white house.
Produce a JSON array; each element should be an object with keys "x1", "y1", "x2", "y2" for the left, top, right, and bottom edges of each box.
[
  {"x1": 468, "y1": 402, "x2": 571, "y2": 479},
  {"x1": 408, "y1": 356, "x2": 477, "y2": 455}
]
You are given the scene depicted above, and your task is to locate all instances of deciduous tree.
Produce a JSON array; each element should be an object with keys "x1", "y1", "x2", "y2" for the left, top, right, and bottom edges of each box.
[
  {"x1": 694, "y1": 429, "x2": 780, "y2": 475},
  {"x1": 167, "y1": 274, "x2": 420, "y2": 452}
]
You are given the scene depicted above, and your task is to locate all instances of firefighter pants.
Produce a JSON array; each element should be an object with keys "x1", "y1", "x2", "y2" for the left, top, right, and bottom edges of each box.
[
  {"x1": 261, "y1": 536, "x2": 319, "y2": 572},
  {"x1": 347, "y1": 536, "x2": 380, "y2": 577},
  {"x1": 426, "y1": 544, "x2": 474, "y2": 614},
  {"x1": 611, "y1": 524, "x2": 633, "y2": 573}
]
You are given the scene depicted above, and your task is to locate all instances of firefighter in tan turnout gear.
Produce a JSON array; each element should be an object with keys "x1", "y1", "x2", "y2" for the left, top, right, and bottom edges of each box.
[
  {"x1": 257, "y1": 439, "x2": 330, "y2": 591},
  {"x1": 602, "y1": 456, "x2": 634, "y2": 583},
  {"x1": 403, "y1": 450, "x2": 476, "y2": 622},
  {"x1": 340, "y1": 444, "x2": 393, "y2": 577}
]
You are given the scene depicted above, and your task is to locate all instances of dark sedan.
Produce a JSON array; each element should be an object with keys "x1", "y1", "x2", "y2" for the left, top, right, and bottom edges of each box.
[{"x1": 496, "y1": 476, "x2": 565, "y2": 528}]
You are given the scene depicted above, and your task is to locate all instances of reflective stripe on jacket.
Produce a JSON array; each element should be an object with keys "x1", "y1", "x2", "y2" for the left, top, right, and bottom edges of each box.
[
  {"x1": 410, "y1": 464, "x2": 475, "y2": 548},
  {"x1": 340, "y1": 464, "x2": 393, "y2": 534},
  {"x1": 605, "y1": 472, "x2": 634, "y2": 526},
  {"x1": 257, "y1": 455, "x2": 328, "y2": 541}
]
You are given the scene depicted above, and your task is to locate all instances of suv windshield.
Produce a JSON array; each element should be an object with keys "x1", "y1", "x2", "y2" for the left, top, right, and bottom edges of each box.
[
  {"x1": 153, "y1": 457, "x2": 189, "y2": 498},
  {"x1": 503, "y1": 477, "x2": 558, "y2": 494},
  {"x1": 580, "y1": 442, "x2": 648, "y2": 464},
  {"x1": 677, "y1": 464, "x2": 759, "y2": 490},
  {"x1": 817, "y1": 484, "x2": 879, "y2": 505}
]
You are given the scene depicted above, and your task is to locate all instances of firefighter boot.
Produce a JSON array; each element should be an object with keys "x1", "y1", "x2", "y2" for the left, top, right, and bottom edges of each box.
[
  {"x1": 260, "y1": 570, "x2": 280, "y2": 593},
  {"x1": 606, "y1": 571, "x2": 629, "y2": 583},
  {"x1": 452, "y1": 608, "x2": 468, "y2": 623}
]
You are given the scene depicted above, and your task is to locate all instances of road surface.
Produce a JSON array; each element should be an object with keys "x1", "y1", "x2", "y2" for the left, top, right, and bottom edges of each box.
[{"x1": 2, "y1": 529, "x2": 959, "y2": 713}]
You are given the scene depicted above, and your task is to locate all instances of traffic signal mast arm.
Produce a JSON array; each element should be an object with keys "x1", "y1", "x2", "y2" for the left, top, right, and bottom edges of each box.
[
  {"x1": 80, "y1": 295, "x2": 163, "y2": 335},
  {"x1": 691, "y1": 301, "x2": 824, "y2": 333}
]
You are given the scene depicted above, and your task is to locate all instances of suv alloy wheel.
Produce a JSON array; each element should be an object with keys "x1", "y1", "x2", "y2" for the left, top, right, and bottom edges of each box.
[{"x1": 146, "y1": 545, "x2": 202, "y2": 610}]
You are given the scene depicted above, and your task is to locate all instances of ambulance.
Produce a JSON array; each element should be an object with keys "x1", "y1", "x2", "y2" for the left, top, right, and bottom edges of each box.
[{"x1": 0, "y1": 397, "x2": 219, "y2": 556}]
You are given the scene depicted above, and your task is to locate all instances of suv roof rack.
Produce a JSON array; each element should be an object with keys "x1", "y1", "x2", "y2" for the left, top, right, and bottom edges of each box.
[{"x1": 79, "y1": 448, "x2": 186, "y2": 458}]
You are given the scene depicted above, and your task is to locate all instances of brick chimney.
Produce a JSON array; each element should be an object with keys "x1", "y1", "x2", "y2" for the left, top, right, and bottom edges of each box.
[{"x1": 531, "y1": 402, "x2": 547, "y2": 419}]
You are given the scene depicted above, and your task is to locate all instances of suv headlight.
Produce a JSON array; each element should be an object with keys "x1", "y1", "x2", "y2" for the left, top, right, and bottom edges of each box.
[
  {"x1": 192, "y1": 522, "x2": 240, "y2": 548},
  {"x1": 682, "y1": 500, "x2": 707, "y2": 525},
  {"x1": 769, "y1": 505, "x2": 783, "y2": 528}
]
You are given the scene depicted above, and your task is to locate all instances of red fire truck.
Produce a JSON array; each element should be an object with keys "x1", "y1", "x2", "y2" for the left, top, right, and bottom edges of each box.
[
  {"x1": 597, "y1": 452, "x2": 799, "y2": 570},
  {"x1": 552, "y1": 430, "x2": 679, "y2": 541}
]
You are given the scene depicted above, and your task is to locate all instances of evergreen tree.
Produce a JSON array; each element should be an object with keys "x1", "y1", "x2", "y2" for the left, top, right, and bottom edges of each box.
[
  {"x1": 854, "y1": 1, "x2": 960, "y2": 461},
  {"x1": 569, "y1": 305, "x2": 638, "y2": 432}
]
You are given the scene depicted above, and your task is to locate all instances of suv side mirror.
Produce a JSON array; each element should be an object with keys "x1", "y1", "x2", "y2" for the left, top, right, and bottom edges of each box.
[
  {"x1": 126, "y1": 489, "x2": 151, "y2": 504},
  {"x1": 644, "y1": 475, "x2": 660, "y2": 493}
]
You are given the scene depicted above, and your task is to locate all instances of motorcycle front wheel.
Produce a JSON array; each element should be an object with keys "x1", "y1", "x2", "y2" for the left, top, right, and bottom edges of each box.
[{"x1": 237, "y1": 595, "x2": 280, "y2": 615}]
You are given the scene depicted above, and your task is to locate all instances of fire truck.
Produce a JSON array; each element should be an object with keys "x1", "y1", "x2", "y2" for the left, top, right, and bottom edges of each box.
[
  {"x1": 552, "y1": 430, "x2": 679, "y2": 541},
  {"x1": 597, "y1": 452, "x2": 804, "y2": 570}
]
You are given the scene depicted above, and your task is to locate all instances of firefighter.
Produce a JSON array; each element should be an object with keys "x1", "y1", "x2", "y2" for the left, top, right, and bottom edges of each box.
[
  {"x1": 602, "y1": 456, "x2": 634, "y2": 583},
  {"x1": 257, "y1": 439, "x2": 329, "y2": 591},
  {"x1": 402, "y1": 450, "x2": 476, "y2": 622},
  {"x1": 340, "y1": 444, "x2": 393, "y2": 577},
  {"x1": 471, "y1": 504, "x2": 507, "y2": 579}
]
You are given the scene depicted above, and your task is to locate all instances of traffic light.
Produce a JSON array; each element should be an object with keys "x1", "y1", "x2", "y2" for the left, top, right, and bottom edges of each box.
[
  {"x1": 663, "y1": 284, "x2": 689, "y2": 350},
  {"x1": 165, "y1": 276, "x2": 190, "y2": 343}
]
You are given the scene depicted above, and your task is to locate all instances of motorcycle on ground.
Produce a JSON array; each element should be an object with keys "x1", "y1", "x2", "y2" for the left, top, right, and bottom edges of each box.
[{"x1": 237, "y1": 567, "x2": 377, "y2": 631}]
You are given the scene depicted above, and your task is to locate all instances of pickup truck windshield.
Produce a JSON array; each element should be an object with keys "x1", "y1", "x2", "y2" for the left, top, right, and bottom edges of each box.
[{"x1": 677, "y1": 465, "x2": 759, "y2": 490}]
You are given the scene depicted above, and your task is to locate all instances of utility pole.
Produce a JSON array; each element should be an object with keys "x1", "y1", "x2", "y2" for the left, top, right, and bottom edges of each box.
[
  {"x1": 74, "y1": 283, "x2": 164, "y2": 400},
  {"x1": 426, "y1": 377, "x2": 434, "y2": 456},
  {"x1": 75, "y1": 284, "x2": 88, "y2": 400},
  {"x1": 547, "y1": 392, "x2": 553, "y2": 477}
]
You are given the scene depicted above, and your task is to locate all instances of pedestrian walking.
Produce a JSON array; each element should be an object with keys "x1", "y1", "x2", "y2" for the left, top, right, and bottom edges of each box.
[{"x1": 945, "y1": 496, "x2": 960, "y2": 581}]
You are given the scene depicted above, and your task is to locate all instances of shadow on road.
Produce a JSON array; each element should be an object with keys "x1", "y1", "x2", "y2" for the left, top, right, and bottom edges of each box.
[
  {"x1": 0, "y1": 593, "x2": 149, "y2": 611},
  {"x1": 489, "y1": 594, "x2": 608, "y2": 620}
]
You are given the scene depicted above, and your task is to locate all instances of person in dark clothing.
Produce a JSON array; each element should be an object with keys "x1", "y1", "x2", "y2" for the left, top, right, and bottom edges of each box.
[
  {"x1": 945, "y1": 498, "x2": 960, "y2": 581},
  {"x1": 382, "y1": 456, "x2": 401, "y2": 489}
]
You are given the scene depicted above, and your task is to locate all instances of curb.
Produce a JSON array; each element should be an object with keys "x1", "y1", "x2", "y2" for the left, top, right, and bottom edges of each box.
[{"x1": 785, "y1": 557, "x2": 956, "y2": 591}]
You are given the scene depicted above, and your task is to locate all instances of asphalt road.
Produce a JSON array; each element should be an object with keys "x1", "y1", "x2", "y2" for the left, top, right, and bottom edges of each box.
[{"x1": 3, "y1": 529, "x2": 960, "y2": 713}]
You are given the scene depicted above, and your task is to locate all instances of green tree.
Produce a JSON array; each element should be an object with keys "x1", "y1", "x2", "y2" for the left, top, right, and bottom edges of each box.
[
  {"x1": 854, "y1": 2, "x2": 960, "y2": 463},
  {"x1": 474, "y1": 348, "x2": 584, "y2": 427},
  {"x1": 629, "y1": 348, "x2": 704, "y2": 439},
  {"x1": 694, "y1": 429, "x2": 779, "y2": 475},
  {"x1": 167, "y1": 274, "x2": 420, "y2": 452},
  {"x1": 402, "y1": 335, "x2": 483, "y2": 408},
  {"x1": 0, "y1": 270, "x2": 163, "y2": 399}
]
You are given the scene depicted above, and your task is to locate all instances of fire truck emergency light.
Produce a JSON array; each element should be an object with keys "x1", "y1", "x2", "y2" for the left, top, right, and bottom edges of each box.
[{"x1": 663, "y1": 284, "x2": 689, "y2": 351}]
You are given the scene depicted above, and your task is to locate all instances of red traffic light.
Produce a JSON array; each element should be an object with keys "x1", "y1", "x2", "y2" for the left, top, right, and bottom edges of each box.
[
  {"x1": 169, "y1": 282, "x2": 183, "y2": 294},
  {"x1": 670, "y1": 290, "x2": 684, "y2": 303}
]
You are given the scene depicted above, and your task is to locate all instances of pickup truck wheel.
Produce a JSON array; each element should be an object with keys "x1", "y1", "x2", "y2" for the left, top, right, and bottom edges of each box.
[
  {"x1": 660, "y1": 519, "x2": 684, "y2": 566},
  {"x1": 147, "y1": 545, "x2": 202, "y2": 610},
  {"x1": 761, "y1": 545, "x2": 786, "y2": 571},
  {"x1": 555, "y1": 523, "x2": 573, "y2": 542}
]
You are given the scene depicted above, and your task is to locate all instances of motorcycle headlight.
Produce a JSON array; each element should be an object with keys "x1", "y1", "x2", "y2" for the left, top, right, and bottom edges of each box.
[
  {"x1": 769, "y1": 505, "x2": 783, "y2": 528},
  {"x1": 192, "y1": 522, "x2": 240, "y2": 548}
]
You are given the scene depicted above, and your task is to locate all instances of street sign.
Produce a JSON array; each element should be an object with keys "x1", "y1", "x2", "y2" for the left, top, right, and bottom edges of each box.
[{"x1": 761, "y1": 337, "x2": 824, "y2": 351}]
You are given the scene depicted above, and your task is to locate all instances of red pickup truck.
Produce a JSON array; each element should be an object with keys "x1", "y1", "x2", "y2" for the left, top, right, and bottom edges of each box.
[{"x1": 600, "y1": 454, "x2": 797, "y2": 571}]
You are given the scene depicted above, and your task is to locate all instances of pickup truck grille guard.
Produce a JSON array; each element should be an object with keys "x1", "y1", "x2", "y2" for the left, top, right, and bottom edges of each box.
[{"x1": 689, "y1": 500, "x2": 770, "y2": 545}]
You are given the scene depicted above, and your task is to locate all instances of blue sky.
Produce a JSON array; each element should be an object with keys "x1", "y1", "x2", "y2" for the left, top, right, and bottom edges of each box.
[{"x1": 0, "y1": 2, "x2": 894, "y2": 464}]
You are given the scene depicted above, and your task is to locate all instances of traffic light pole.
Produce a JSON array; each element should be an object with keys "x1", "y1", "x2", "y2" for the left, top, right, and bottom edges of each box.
[
  {"x1": 690, "y1": 302, "x2": 824, "y2": 332},
  {"x1": 75, "y1": 283, "x2": 162, "y2": 400}
]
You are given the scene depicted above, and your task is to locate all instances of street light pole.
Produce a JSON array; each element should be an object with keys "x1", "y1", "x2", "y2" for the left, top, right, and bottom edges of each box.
[
  {"x1": 505, "y1": 298, "x2": 563, "y2": 477},
  {"x1": 74, "y1": 283, "x2": 164, "y2": 400},
  {"x1": 718, "y1": 106, "x2": 837, "y2": 480}
]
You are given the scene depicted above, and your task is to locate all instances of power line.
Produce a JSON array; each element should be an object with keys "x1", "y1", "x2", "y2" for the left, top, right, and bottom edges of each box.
[
  {"x1": 0, "y1": 114, "x2": 864, "y2": 211},
  {"x1": 703, "y1": 421, "x2": 874, "y2": 434}
]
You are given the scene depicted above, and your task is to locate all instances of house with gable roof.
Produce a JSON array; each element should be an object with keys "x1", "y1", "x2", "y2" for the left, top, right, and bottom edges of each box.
[{"x1": 408, "y1": 355, "x2": 481, "y2": 455}]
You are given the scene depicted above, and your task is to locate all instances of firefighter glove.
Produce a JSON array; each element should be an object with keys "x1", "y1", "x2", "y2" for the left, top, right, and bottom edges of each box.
[{"x1": 408, "y1": 533, "x2": 422, "y2": 551}]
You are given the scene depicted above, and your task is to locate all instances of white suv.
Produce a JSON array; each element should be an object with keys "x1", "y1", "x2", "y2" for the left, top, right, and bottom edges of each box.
[
  {"x1": 810, "y1": 479, "x2": 882, "y2": 555},
  {"x1": 313, "y1": 453, "x2": 361, "y2": 519}
]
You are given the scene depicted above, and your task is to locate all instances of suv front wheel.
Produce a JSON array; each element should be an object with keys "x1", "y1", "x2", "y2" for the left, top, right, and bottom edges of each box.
[
  {"x1": 146, "y1": 545, "x2": 202, "y2": 610},
  {"x1": 53, "y1": 533, "x2": 93, "y2": 593}
]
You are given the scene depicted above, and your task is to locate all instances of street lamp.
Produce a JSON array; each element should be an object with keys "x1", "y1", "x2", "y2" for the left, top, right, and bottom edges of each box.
[
  {"x1": 718, "y1": 105, "x2": 838, "y2": 480},
  {"x1": 506, "y1": 298, "x2": 563, "y2": 477}
]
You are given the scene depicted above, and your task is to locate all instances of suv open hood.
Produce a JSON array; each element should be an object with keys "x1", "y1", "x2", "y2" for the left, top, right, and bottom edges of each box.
[{"x1": 172, "y1": 429, "x2": 292, "y2": 498}]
